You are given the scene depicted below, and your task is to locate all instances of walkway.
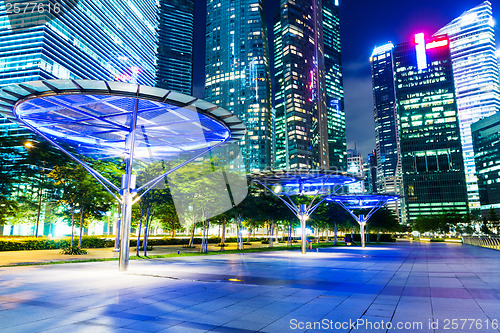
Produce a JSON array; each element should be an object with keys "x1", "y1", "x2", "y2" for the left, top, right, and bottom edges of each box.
[
  {"x1": 0, "y1": 241, "x2": 499, "y2": 332},
  {"x1": 0, "y1": 241, "x2": 270, "y2": 266}
]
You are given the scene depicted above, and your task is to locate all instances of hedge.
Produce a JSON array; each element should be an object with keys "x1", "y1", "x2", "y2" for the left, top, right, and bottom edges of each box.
[
  {"x1": 345, "y1": 234, "x2": 396, "y2": 242},
  {"x1": 0, "y1": 236, "x2": 113, "y2": 252},
  {"x1": 0, "y1": 234, "x2": 397, "y2": 251},
  {"x1": 0, "y1": 236, "x2": 263, "y2": 251}
]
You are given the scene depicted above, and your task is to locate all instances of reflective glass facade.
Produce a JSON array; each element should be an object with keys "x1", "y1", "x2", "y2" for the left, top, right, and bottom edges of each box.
[
  {"x1": 0, "y1": 0, "x2": 158, "y2": 138},
  {"x1": 394, "y1": 34, "x2": 468, "y2": 221},
  {"x1": 435, "y1": 1, "x2": 500, "y2": 210},
  {"x1": 204, "y1": 0, "x2": 272, "y2": 171},
  {"x1": 157, "y1": 0, "x2": 194, "y2": 94},
  {"x1": 370, "y1": 43, "x2": 402, "y2": 196},
  {"x1": 471, "y1": 112, "x2": 500, "y2": 217},
  {"x1": 273, "y1": 0, "x2": 345, "y2": 170}
]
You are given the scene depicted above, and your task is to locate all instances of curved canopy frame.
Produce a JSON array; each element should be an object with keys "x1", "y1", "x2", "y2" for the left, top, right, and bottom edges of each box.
[
  {"x1": 327, "y1": 194, "x2": 399, "y2": 247},
  {"x1": 252, "y1": 170, "x2": 358, "y2": 254},
  {"x1": 0, "y1": 80, "x2": 245, "y2": 271}
]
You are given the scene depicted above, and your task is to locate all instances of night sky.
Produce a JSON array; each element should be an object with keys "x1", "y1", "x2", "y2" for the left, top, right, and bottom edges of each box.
[{"x1": 192, "y1": 0, "x2": 500, "y2": 158}]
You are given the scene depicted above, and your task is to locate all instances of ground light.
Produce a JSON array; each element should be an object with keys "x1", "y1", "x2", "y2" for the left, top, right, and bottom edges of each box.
[
  {"x1": 326, "y1": 194, "x2": 399, "y2": 248},
  {"x1": 251, "y1": 170, "x2": 358, "y2": 254},
  {"x1": 0, "y1": 79, "x2": 245, "y2": 271}
]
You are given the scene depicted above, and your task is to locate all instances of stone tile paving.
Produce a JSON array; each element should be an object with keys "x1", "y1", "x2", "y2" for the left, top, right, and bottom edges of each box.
[{"x1": 0, "y1": 241, "x2": 499, "y2": 332}]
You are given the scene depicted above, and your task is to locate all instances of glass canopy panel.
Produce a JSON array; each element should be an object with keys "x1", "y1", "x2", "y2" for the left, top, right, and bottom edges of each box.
[
  {"x1": 13, "y1": 94, "x2": 231, "y2": 161},
  {"x1": 327, "y1": 194, "x2": 399, "y2": 209},
  {"x1": 252, "y1": 170, "x2": 358, "y2": 196}
]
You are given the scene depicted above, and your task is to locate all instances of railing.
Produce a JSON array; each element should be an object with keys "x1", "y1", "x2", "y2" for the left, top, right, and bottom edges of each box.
[{"x1": 463, "y1": 236, "x2": 500, "y2": 251}]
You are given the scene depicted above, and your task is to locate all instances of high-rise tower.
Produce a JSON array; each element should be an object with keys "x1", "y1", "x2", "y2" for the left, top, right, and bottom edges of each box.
[
  {"x1": 435, "y1": 1, "x2": 500, "y2": 210},
  {"x1": 204, "y1": 0, "x2": 272, "y2": 171},
  {"x1": 273, "y1": 0, "x2": 345, "y2": 170},
  {"x1": 370, "y1": 43, "x2": 401, "y2": 195},
  {"x1": 0, "y1": 0, "x2": 158, "y2": 138},
  {"x1": 156, "y1": 0, "x2": 194, "y2": 94},
  {"x1": 394, "y1": 33, "x2": 468, "y2": 221}
]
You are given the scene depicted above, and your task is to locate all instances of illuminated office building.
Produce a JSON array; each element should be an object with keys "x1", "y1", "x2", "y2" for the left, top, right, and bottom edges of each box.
[
  {"x1": 0, "y1": 0, "x2": 158, "y2": 138},
  {"x1": 156, "y1": 0, "x2": 194, "y2": 94},
  {"x1": 435, "y1": 1, "x2": 500, "y2": 210},
  {"x1": 274, "y1": 0, "x2": 345, "y2": 170},
  {"x1": 394, "y1": 33, "x2": 468, "y2": 221},
  {"x1": 370, "y1": 43, "x2": 401, "y2": 196},
  {"x1": 346, "y1": 148, "x2": 364, "y2": 193},
  {"x1": 471, "y1": 112, "x2": 500, "y2": 218},
  {"x1": 204, "y1": 0, "x2": 271, "y2": 171}
]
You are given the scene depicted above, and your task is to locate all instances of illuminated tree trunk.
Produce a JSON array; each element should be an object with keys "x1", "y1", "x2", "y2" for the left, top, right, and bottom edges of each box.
[
  {"x1": 78, "y1": 209, "x2": 84, "y2": 249},
  {"x1": 70, "y1": 209, "x2": 75, "y2": 247},
  {"x1": 136, "y1": 206, "x2": 144, "y2": 256},
  {"x1": 144, "y1": 206, "x2": 152, "y2": 256}
]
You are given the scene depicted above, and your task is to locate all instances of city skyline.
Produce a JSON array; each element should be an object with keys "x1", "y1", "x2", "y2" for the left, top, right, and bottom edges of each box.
[{"x1": 193, "y1": 0, "x2": 500, "y2": 158}]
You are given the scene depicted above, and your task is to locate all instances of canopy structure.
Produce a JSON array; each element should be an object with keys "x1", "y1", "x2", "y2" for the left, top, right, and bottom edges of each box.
[
  {"x1": 326, "y1": 194, "x2": 399, "y2": 248},
  {"x1": 252, "y1": 170, "x2": 358, "y2": 254},
  {"x1": 0, "y1": 79, "x2": 245, "y2": 271}
]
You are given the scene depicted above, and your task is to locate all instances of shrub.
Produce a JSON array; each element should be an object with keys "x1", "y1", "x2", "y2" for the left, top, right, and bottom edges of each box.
[
  {"x1": 61, "y1": 246, "x2": 88, "y2": 255},
  {"x1": 430, "y1": 238, "x2": 445, "y2": 242}
]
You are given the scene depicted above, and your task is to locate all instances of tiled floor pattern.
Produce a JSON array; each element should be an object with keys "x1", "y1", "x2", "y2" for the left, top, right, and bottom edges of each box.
[{"x1": 0, "y1": 241, "x2": 499, "y2": 332}]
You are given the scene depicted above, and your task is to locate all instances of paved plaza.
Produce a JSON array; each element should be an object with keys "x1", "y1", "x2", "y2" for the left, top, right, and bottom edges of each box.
[{"x1": 0, "y1": 241, "x2": 499, "y2": 333}]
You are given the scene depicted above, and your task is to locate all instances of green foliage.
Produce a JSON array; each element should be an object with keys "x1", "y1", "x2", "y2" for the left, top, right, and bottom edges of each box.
[
  {"x1": 368, "y1": 208, "x2": 401, "y2": 233},
  {"x1": 0, "y1": 236, "x2": 114, "y2": 251},
  {"x1": 0, "y1": 197, "x2": 18, "y2": 225},
  {"x1": 430, "y1": 238, "x2": 445, "y2": 242},
  {"x1": 412, "y1": 211, "x2": 466, "y2": 233},
  {"x1": 487, "y1": 208, "x2": 499, "y2": 223},
  {"x1": 61, "y1": 246, "x2": 88, "y2": 255}
]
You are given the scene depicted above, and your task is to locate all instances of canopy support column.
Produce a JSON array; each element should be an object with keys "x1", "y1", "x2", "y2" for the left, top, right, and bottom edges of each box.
[{"x1": 119, "y1": 92, "x2": 139, "y2": 272}]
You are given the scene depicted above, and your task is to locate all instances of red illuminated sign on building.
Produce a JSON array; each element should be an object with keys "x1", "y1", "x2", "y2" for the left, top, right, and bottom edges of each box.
[{"x1": 426, "y1": 39, "x2": 449, "y2": 49}]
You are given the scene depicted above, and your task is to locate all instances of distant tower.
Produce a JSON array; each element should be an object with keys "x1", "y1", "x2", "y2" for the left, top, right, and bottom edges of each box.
[
  {"x1": 394, "y1": 33, "x2": 468, "y2": 221},
  {"x1": 370, "y1": 43, "x2": 401, "y2": 196},
  {"x1": 347, "y1": 146, "x2": 364, "y2": 193},
  {"x1": 435, "y1": 1, "x2": 500, "y2": 210},
  {"x1": 471, "y1": 112, "x2": 500, "y2": 219},
  {"x1": 204, "y1": 0, "x2": 272, "y2": 171},
  {"x1": 274, "y1": 0, "x2": 345, "y2": 170},
  {"x1": 156, "y1": 0, "x2": 194, "y2": 94}
]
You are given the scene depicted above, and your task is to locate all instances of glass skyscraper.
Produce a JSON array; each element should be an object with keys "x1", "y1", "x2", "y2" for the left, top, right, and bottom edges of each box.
[
  {"x1": 394, "y1": 33, "x2": 468, "y2": 221},
  {"x1": 273, "y1": 0, "x2": 345, "y2": 170},
  {"x1": 370, "y1": 43, "x2": 401, "y2": 195},
  {"x1": 471, "y1": 112, "x2": 500, "y2": 218},
  {"x1": 156, "y1": 0, "x2": 194, "y2": 94},
  {"x1": 0, "y1": 0, "x2": 158, "y2": 137},
  {"x1": 204, "y1": 0, "x2": 272, "y2": 171},
  {"x1": 435, "y1": 1, "x2": 500, "y2": 210}
]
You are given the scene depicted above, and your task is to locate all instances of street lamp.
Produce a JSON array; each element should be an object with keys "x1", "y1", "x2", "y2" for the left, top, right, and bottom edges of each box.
[{"x1": 25, "y1": 141, "x2": 45, "y2": 238}]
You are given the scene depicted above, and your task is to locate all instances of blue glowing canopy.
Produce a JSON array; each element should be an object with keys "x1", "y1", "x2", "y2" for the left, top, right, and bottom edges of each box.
[
  {"x1": 252, "y1": 170, "x2": 358, "y2": 196},
  {"x1": 327, "y1": 194, "x2": 399, "y2": 209},
  {"x1": 0, "y1": 80, "x2": 245, "y2": 160}
]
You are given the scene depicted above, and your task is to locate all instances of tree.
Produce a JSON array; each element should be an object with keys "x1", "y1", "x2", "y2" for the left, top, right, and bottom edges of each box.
[
  {"x1": 487, "y1": 208, "x2": 499, "y2": 223},
  {"x1": 167, "y1": 159, "x2": 234, "y2": 251},
  {"x1": 0, "y1": 197, "x2": 18, "y2": 226},
  {"x1": 49, "y1": 160, "x2": 114, "y2": 248},
  {"x1": 413, "y1": 211, "x2": 465, "y2": 235},
  {"x1": 367, "y1": 208, "x2": 400, "y2": 242},
  {"x1": 312, "y1": 202, "x2": 353, "y2": 245}
]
